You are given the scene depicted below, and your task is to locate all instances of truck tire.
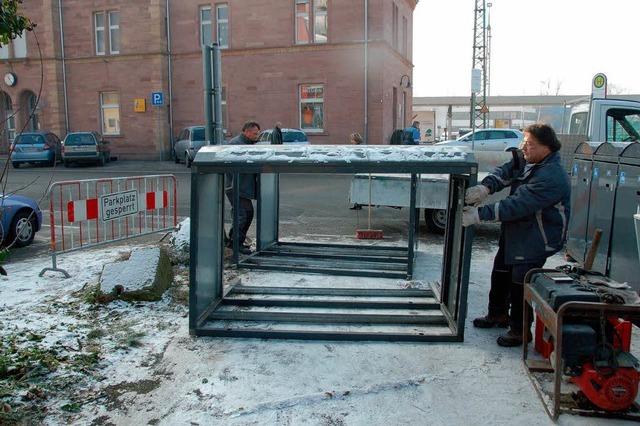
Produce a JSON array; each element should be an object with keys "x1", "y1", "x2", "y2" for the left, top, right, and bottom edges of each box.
[{"x1": 424, "y1": 209, "x2": 446, "y2": 234}]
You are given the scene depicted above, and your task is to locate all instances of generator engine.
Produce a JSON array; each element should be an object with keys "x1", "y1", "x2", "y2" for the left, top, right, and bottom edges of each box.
[{"x1": 531, "y1": 271, "x2": 640, "y2": 412}]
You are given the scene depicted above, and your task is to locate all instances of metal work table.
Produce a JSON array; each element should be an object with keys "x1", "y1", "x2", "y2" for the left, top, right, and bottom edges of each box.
[{"x1": 189, "y1": 145, "x2": 477, "y2": 341}]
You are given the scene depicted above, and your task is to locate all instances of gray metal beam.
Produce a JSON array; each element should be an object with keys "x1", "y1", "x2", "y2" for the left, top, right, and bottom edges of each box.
[
  {"x1": 228, "y1": 285, "x2": 434, "y2": 298},
  {"x1": 194, "y1": 327, "x2": 462, "y2": 342},
  {"x1": 207, "y1": 310, "x2": 449, "y2": 325},
  {"x1": 222, "y1": 298, "x2": 441, "y2": 310}
]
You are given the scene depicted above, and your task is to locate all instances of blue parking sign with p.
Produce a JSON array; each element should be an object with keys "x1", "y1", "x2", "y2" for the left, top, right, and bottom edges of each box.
[{"x1": 151, "y1": 92, "x2": 164, "y2": 106}]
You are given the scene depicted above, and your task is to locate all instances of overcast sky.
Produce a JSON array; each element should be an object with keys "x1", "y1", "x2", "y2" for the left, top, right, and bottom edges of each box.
[{"x1": 412, "y1": 0, "x2": 640, "y2": 97}]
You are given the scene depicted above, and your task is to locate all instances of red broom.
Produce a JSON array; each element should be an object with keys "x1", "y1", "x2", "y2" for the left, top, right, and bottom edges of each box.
[{"x1": 355, "y1": 173, "x2": 384, "y2": 239}]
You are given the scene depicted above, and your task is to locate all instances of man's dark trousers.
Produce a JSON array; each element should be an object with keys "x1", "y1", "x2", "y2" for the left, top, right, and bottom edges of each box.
[
  {"x1": 226, "y1": 194, "x2": 254, "y2": 247},
  {"x1": 488, "y1": 236, "x2": 545, "y2": 332}
]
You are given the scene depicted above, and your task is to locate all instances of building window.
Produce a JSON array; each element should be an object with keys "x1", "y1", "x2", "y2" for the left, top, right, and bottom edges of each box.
[
  {"x1": 401, "y1": 91, "x2": 407, "y2": 128},
  {"x1": 392, "y1": 3, "x2": 398, "y2": 50},
  {"x1": 200, "y1": 6, "x2": 212, "y2": 45},
  {"x1": 95, "y1": 12, "x2": 106, "y2": 55},
  {"x1": 216, "y1": 4, "x2": 229, "y2": 48},
  {"x1": 392, "y1": 87, "x2": 398, "y2": 129},
  {"x1": 22, "y1": 91, "x2": 39, "y2": 131},
  {"x1": 13, "y1": 30, "x2": 27, "y2": 58},
  {"x1": 4, "y1": 94, "x2": 16, "y2": 143},
  {"x1": 295, "y1": 0, "x2": 328, "y2": 45},
  {"x1": 300, "y1": 84, "x2": 324, "y2": 132},
  {"x1": 0, "y1": 30, "x2": 27, "y2": 59},
  {"x1": 295, "y1": 0, "x2": 311, "y2": 44},
  {"x1": 314, "y1": 0, "x2": 327, "y2": 43},
  {"x1": 402, "y1": 16, "x2": 408, "y2": 56},
  {"x1": 0, "y1": 43, "x2": 8, "y2": 59},
  {"x1": 108, "y1": 11, "x2": 120, "y2": 54},
  {"x1": 95, "y1": 11, "x2": 119, "y2": 55},
  {"x1": 100, "y1": 92, "x2": 120, "y2": 135}
]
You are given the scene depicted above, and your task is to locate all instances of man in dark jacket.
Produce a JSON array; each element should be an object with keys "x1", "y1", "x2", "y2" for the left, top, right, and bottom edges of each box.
[
  {"x1": 225, "y1": 121, "x2": 261, "y2": 255},
  {"x1": 462, "y1": 123, "x2": 570, "y2": 347}
]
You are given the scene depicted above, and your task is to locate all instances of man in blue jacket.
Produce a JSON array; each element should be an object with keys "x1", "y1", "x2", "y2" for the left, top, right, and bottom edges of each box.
[
  {"x1": 462, "y1": 123, "x2": 570, "y2": 347},
  {"x1": 225, "y1": 121, "x2": 261, "y2": 255},
  {"x1": 403, "y1": 121, "x2": 421, "y2": 145}
]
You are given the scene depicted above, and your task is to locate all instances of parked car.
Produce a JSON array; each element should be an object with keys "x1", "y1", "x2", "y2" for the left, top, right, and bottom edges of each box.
[
  {"x1": 174, "y1": 126, "x2": 207, "y2": 167},
  {"x1": 435, "y1": 128, "x2": 523, "y2": 151},
  {"x1": 256, "y1": 128, "x2": 309, "y2": 145},
  {"x1": 62, "y1": 132, "x2": 111, "y2": 167},
  {"x1": 11, "y1": 131, "x2": 63, "y2": 168},
  {"x1": 0, "y1": 193, "x2": 42, "y2": 248}
]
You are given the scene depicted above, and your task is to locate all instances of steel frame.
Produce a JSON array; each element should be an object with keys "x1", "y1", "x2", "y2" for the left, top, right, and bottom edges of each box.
[
  {"x1": 523, "y1": 268, "x2": 640, "y2": 421},
  {"x1": 189, "y1": 145, "x2": 477, "y2": 341}
]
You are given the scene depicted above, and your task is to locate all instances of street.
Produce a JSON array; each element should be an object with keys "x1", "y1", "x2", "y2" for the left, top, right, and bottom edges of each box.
[{"x1": 3, "y1": 160, "x2": 500, "y2": 263}]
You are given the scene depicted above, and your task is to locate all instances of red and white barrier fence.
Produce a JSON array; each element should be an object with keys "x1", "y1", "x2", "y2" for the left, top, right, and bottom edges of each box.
[{"x1": 39, "y1": 175, "x2": 178, "y2": 277}]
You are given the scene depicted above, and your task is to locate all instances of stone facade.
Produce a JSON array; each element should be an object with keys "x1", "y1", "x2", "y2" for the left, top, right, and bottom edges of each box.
[{"x1": 0, "y1": 0, "x2": 415, "y2": 159}]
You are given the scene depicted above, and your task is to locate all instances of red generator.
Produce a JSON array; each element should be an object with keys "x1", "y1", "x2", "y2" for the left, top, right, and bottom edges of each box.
[{"x1": 527, "y1": 270, "x2": 640, "y2": 416}]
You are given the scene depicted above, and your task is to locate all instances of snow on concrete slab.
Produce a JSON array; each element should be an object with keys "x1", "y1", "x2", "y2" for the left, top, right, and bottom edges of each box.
[{"x1": 100, "y1": 247, "x2": 160, "y2": 294}]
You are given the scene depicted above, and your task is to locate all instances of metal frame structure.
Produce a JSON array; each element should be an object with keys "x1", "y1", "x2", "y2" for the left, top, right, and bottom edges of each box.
[
  {"x1": 523, "y1": 269, "x2": 640, "y2": 421},
  {"x1": 189, "y1": 145, "x2": 477, "y2": 341}
]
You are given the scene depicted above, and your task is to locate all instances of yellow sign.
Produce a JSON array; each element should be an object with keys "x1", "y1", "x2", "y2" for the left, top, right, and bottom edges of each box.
[
  {"x1": 592, "y1": 73, "x2": 607, "y2": 98},
  {"x1": 134, "y1": 98, "x2": 146, "y2": 113}
]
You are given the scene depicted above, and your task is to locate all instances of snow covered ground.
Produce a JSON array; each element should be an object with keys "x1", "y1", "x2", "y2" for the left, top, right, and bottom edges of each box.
[{"x1": 1, "y1": 220, "x2": 638, "y2": 425}]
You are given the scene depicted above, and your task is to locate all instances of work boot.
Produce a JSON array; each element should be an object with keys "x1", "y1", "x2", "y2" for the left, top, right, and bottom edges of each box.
[
  {"x1": 472, "y1": 314, "x2": 509, "y2": 329},
  {"x1": 496, "y1": 329, "x2": 532, "y2": 347},
  {"x1": 225, "y1": 242, "x2": 252, "y2": 255}
]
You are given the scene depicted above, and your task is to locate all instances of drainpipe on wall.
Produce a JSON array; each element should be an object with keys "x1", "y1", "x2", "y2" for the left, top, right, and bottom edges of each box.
[
  {"x1": 364, "y1": 0, "x2": 369, "y2": 144},
  {"x1": 58, "y1": 0, "x2": 69, "y2": 133},
  {"x1": 165, "y1": 0, "x2": 174, "y2": 160}
]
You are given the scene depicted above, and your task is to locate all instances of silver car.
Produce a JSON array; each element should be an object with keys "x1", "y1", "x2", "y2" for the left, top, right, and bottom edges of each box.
[
  {"x1": 435, "y1": 128, "x2": 523, "y2": 151},
  {"x1": 62, "y1": 132, "x2": 111, "y2": 167},
  {"x1": 173, "y1": 126, "x2": 208, "y2": 167},
  {"x1": 256, "y1": 128, "x2": 309, "y2": 145}
]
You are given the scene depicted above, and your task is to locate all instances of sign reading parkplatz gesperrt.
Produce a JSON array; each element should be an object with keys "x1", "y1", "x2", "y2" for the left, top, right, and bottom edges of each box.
[{"x1": 100, "y1": 190, "x2": 139, "y2": 222}]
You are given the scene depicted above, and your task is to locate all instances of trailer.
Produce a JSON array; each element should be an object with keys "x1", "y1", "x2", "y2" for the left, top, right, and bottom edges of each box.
[{"x1": 349, "y1": 150, "x2": 512, "y2": 233}]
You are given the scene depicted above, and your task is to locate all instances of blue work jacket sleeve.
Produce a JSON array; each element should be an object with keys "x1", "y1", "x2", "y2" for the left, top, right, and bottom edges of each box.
[
  {"x1": 481, "y1": 159, "x2": 517, "y2": 194},
  {"x1": 478, "y1": 172, "x2": 562, "y2": 222}
]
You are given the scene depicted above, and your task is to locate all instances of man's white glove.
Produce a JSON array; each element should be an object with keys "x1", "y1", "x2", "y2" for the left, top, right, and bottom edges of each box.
[
  {"x1": 464, "y1": 184, "x2": 490, "y2": 205},
  {"x1": 462, "y1": 206, "x2": 480, "y2": 227}
]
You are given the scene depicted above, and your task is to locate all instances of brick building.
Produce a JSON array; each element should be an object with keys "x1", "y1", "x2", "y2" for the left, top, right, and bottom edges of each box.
[{"x1": 0, "y1": 0, "x2": 416, "y2": 160}]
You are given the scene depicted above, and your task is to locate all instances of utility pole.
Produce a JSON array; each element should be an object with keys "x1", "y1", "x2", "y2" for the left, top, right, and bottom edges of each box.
[
  {"x1": 470, "y1": 0, "x2": 488, "y2": 131},
  {"x1": 486, "y1": 2, "x2": 492, "y2": 97}
]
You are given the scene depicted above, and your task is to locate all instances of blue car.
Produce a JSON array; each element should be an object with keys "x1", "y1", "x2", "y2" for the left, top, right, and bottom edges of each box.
[
  {"x1": 0, "y1": 194, "x2": 42, "y2": 247},
  {"x1": 11, "y1": 131, "x2": 63, "y2": 168}
]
